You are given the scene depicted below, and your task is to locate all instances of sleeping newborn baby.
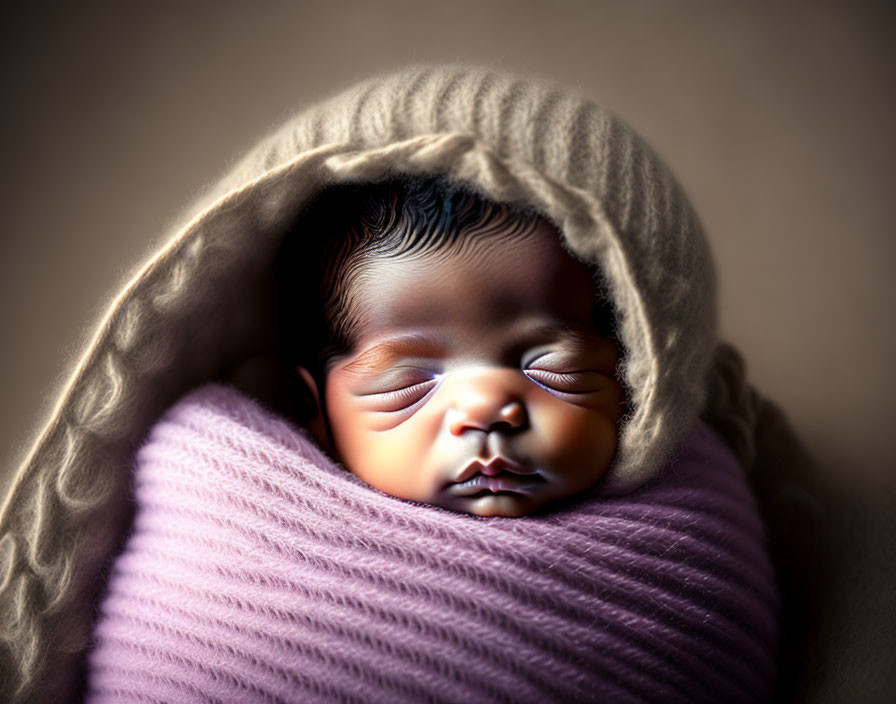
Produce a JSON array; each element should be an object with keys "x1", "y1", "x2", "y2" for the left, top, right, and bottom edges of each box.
[
  {"x1": 73, "y1": 68, "x2": 784, "y2": 704},
  {"x1": 283, "y1": 175, "x2": 626, "y2": 517}
]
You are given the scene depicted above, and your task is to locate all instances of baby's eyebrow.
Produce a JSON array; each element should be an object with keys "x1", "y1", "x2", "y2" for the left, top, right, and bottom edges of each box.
[
  {"x1": 514, "y1": 320, "x2": 602, "y2": 350},
  {"x1": 342, "y1": 333, "x2": 451, "y2": 376}
]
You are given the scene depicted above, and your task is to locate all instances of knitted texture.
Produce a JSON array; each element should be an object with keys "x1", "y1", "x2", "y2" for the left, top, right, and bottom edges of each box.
[
  {"x1": 0, "y1": 64, "x2": 796, "y2": 702},
  {"x1": 86, "y1": 384, "x2": 779, "y2": 703}
]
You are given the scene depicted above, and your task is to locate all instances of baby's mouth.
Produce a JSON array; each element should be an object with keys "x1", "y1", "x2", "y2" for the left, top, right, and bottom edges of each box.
[{"x1": 449, "y1": 457, "x2": 546, "y2": 497}]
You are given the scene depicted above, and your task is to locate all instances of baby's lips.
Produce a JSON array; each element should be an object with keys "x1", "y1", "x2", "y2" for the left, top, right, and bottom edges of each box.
[
  {"x1": 449, "y1": 472, "x2": 546, "y2": 497},
  {"x1": 480, "y1": 456, "x2": 528, "y2": 476},
  {"x1": 454, "y1": 456, "x2": 531, "y2": 483},
  {"x1": 455, "y1": 459, "x2": 484, "y2": 484},
  {"x1": 448, "y1": 456, "x2": 549, "y2": 497}
]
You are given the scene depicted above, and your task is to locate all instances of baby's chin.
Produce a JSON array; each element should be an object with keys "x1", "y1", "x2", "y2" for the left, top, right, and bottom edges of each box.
[{"x1": 444, "y1": 491, "x2": 545, "y2": 518}]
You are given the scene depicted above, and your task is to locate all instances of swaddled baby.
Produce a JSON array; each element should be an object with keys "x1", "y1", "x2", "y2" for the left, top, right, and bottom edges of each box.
[
  {"x1": 85, "y1": 173, "x2": 779, "y2": 703},
  {"x1": 5, "y1": 65, "x2": 795, "y2": 704},
  {"x1": 279, "y1": 175, "x2": 626, "y2": 517}
]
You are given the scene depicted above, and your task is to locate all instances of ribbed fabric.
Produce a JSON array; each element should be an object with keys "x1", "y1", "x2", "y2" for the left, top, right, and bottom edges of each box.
[{"x1": 86, "y1": 384, "x2": 778, "y2": 703}]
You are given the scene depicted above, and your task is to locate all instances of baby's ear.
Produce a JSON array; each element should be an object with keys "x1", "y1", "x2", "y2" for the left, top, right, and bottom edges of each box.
[{"x1": 296, "y1": 366, "x2": 334, "y2": 454}]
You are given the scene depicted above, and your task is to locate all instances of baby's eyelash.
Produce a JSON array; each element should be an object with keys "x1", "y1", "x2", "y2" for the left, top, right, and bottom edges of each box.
[
  {"x1": 362, "y1": 378, "x2": 440, "y2": 412},
  {"x1": 529, "y1": 370, "x2": 581, "y2": 383},
  {"x1": 375, "y1": 380, "x2": 435, "y2": 402},
  {"x1": 524, "y1": 368, "x2": 601, "y2": 394}
]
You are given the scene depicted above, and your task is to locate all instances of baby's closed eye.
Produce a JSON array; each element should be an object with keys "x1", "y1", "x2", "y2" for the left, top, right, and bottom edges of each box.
[
  {"x1": 523, "y1": 368, "x2": 607, "y2": 394},
  {"x1": 523, "y1": 346, "x2": 616, "y2": 394},
  {"x1": 355, "y1": 371, "x2": 440, "y2": 412}
]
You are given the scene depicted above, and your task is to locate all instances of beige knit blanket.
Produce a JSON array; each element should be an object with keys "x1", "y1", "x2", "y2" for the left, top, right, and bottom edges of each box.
[{"x1": 0, "y1": 64, "x2": 825, "y2": 703}]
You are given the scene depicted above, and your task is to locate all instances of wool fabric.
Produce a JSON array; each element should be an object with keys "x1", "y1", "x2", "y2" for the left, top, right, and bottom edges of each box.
[{"x1": 86, "y1": 383, "x2": 779, "y2": 703}]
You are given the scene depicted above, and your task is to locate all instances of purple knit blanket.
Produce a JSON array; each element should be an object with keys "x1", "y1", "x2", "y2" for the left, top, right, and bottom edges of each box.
[{"x1": 86, "y1": 383, "x2": 779, "y2": 703}]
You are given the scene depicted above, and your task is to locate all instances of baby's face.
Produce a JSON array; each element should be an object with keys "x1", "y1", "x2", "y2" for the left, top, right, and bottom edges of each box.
[{"x1": 316, "y1": 220, "x2": 625, "y2": 517}]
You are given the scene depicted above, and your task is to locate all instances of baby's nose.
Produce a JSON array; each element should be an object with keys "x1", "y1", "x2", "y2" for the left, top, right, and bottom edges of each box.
[{"x1": 447, "y1": 370, "x2": 528, "y2": 436}]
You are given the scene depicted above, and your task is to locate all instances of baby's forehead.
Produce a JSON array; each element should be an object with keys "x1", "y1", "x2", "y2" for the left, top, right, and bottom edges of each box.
[{"x1": 349, "y1": 227, "x2": 592, "y2": 321}]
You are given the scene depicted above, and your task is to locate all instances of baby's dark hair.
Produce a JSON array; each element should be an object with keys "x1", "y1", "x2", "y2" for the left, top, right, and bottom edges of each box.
[{"x1": 276, "y1": 174, "x2": 617, "y2": 385}]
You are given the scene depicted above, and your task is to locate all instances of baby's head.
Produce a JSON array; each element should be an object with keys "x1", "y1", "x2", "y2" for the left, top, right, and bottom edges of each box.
[{"x1": 280, "y1": 176, "x2": 626, "y2": 517}]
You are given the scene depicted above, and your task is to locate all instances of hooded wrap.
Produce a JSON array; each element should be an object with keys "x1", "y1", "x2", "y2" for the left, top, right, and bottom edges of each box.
[{"x1": 0, "y1": 64, "x2": 822, "y2": 703}]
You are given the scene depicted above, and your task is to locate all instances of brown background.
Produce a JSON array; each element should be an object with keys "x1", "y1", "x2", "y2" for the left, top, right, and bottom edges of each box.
[{"x1": 1, "y1": 1, "x2": 894, "y2": 698}]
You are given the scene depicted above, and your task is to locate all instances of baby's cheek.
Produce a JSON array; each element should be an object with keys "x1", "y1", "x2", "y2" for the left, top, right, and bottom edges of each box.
[
  {"x1": 531, "y1": 401, "x2": 617, "y2": 474},
  {"x1": 590, "y1": 378, "x2": 627, "y2": 422},
  {"x1": 354, "y1": 409, "x2": 446, "y2": 500}
]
